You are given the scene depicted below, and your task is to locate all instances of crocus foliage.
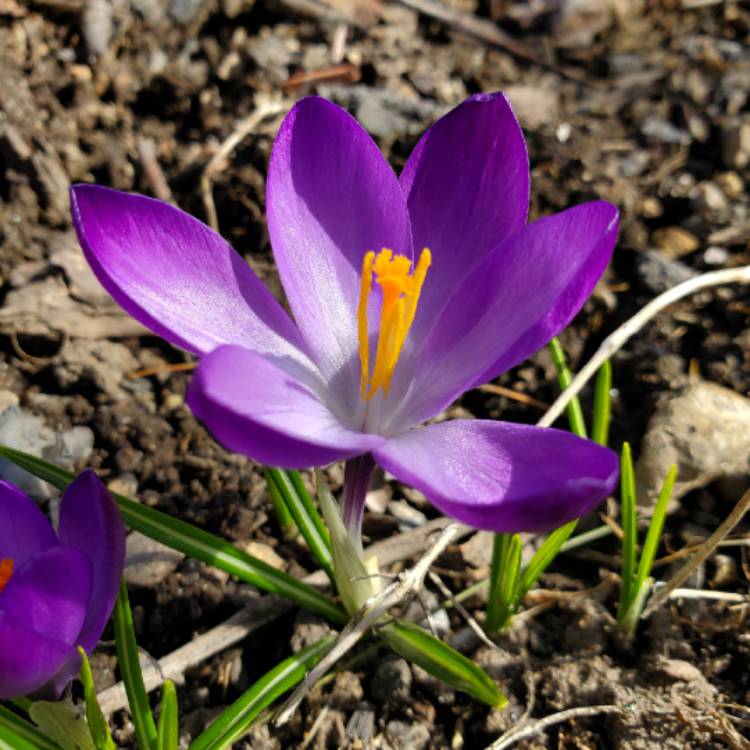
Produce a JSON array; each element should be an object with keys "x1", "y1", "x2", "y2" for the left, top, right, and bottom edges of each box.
[
  {"x1": 71, "y1": 92, "x2": 619, "y2": 539},
  {"x1": 0, "y1": 470, "x2": 125, "y2": 699}
]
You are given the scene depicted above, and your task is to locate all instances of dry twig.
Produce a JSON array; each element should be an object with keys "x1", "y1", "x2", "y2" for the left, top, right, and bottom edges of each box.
[
  {"x1": 486, "y1": 705, "x2": 624, "y2": 749},
  {"x1": 201, "y1": 97, "x2": 289, "y2": 231},
  {"x1": 643, "y1": 488, "x2": 750, "y2": 618},
  {"x1": 137, "y1": 137, "x2": 173, "y2": 203},
  {"x1": 539, "y1": 265, "x2": 750, "y2": 429},
  {"x1": 428, "y1": 570, "x2": 499, "y2": 651}
]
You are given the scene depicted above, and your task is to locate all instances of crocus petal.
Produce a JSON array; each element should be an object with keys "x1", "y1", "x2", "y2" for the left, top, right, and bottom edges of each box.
[
  {"x1": 0, "y1": 481, "x2": 57, "y2": 568},
  {"x1": 0, "y1": 610, "x2": 80, "y2": 700},
  {"x1": 187, "y1": 345, "x2": 385, "y2": 469},
  {"x1": 57, "y1": 470, "x2": 125, "y2": 653},
  {"x1": 390, "y1": 202, "x2": 619, "y2": 430},
  {"x1": 267, "y1": 97, "x2": 412, "y2": 406},
  {"x1": 374, "y1": 421, "x2": 618, "y2": 533},
  {"x1": 0, "y1": 546, "x2": 92, "y2": 646},
  {"x1": 400, "y1": 92, "x2": 529, "y2": 340},
  {"x1": 71, "y1": 184, "x2": 311, "y2": 368}
]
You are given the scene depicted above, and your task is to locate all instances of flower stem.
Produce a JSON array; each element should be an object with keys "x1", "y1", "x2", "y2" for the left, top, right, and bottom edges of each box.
[{"x1": 342, "y1": 453, "x2": 376, "y2": 546}]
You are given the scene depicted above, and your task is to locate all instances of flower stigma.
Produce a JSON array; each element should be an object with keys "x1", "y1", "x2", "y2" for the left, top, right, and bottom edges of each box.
[
  {"x1": 0, "y1": 558, "x2": 13, "y2": 593},
  {"x1": 357, "y1": 247, "x2": 431, "y2": 400}
]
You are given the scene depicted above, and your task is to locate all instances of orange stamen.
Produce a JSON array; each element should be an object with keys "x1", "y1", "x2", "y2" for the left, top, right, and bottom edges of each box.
[
  {"x1": 0, "y1": 558, "x2": 14, "y2": 594},
  {"x1": 357, "y1": 247, "x2": 431, "y2": 399}
]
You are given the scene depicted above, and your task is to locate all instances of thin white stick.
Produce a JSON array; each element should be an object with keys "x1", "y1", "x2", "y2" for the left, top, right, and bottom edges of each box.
[
  {"x1": 643, "y1": 488, "x2": 750, "y2": 617},
  {"x1": 667, "y1": 588, "x2": 747, "y2": 603},
  {"x1": 201, "y1": 97, "x2": 289, "y2": 231},
  {"x1": 486, "y1": 704, "x2": 624, "y2": 749},
  {"x1": 538, "y1": 265, "x2": 750, "y2": 429}
]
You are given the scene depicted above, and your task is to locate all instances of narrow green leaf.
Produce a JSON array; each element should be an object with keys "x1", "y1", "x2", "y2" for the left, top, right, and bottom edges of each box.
[
  {"x1": 591, "y1": 359, "x2": 612, "y2": 446},
  {"x1": 486, "y1": 533, "x2": 523, "y2": 633},
  {"x1": 633, "y1": 466, "x2": 677, "y2": 599},
  {"x1": 0, "y1": 721, "x2": 43, "y2": 750},
  {"x1": 560, "y1": 524, "x2": 612, "y2": 552},
  {"x1": 156, "y1": 682, "x2": 178, "y2": 750},
  {"x1": 289, "y1": 471, "x2": 331, "y2": 550},
  {"x1": 262, "y1": 468, "x2": 296, "y2": 541},
  {"x1": 0, "y1": 446, "x2": 346, "y2": 626},
  {"x1": 517, "y1": 519, "x2": 578, "y2": 607},
  {"x1": 188, "y1": 635, "x2": 334, "y2": 750},
  {"x1": 0, "y1": 705, "x2": 60, "y2": 750},
  {"x1": 113, "y1": 581, "x2": 158, "y2": 750},
  {"x1": 617, "y1": 443, "x2": 638, "y2": 620},
  {"x1": 265, "y1": 468, "x2": 334, "y2": 583},
  {"x1": 382, "y1": 620, "x2": 507, "y2": 708},
  {"x1": 549, "y1": 337, "x2": 587, "y2": 438},
  {"x1": 78, "y1": 649, "x2": 115, "y2": 750}
]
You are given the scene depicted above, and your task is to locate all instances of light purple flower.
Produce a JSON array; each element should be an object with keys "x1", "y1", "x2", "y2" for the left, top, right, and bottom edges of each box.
[
  {"x1": 0, "y1": 471, "x2": 125, "y2": 699},
  {"x1": 71, "y1": 92, "x2": 619, "y2": 538}
]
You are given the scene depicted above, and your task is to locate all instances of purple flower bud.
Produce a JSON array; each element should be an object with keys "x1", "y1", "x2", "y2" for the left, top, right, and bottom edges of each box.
[{"x1": 0, "y1": 470, "x2": 125, "y2": 699}]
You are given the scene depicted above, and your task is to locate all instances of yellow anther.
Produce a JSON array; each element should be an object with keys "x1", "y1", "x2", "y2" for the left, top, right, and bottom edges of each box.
[
  {"x1": 357, "y1": 247, "x2": 431, "y2": 400},
  {"x1": 0, "y1": 558, "x2": 13, "y2": 594}
]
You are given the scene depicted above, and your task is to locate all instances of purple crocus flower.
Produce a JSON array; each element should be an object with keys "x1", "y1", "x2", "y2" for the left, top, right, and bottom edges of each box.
[
  {"x1": 71, "y1": 92, "x2": 619, "y2": 540},
  {"x1": 0, "y1": 470, "x2": 125, "y2": 699}
]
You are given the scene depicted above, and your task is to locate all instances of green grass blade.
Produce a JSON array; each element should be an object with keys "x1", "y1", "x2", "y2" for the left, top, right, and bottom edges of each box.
[
  {"x1": 187, "y1": 635, "x2": 334, "y2": 750},
  {"x1": 633, "y1": 466, "x2": 677, "y2": 596},
  {"x1": 264, "y1": 468, "x2": 334, "y2": 583},
  {"x1": 517, "y1": 519, "x2": 578, "y2": 607},
  {"x1": 156, "y1": 682, "x2": 178, "y2": 750},
  {"x1": 591, "y1": 359, "x2": 612, "y2": 446},
  {"x1": 0, "y1": 721, "x2": 43, "y2": 750},
  {"x1": 113, "y1": 581, "x2": 158, "y2": 750},
  {"x1": 617, "y1": 443, "x2": 638, "y2": 620},
  {"x1": 0, "y1": 706, "x2": 60, "y2": 750},
  {"x1": 0, "y1": 446, "x2": 346, "y2": 626},
  {"x1": 486, "y1": 533, "x2": 523, "y2": 633},
  {"x1": 262, "y1": 469, "x2": 296, "y2": 541},
  {"x1": 549, "y1": 337, "x2": 587, "y2": 438},
  {"x1": 288, "y1": 471, "x2": 331, "y2": 550},
  {"x1": 78, "y1": 649, "x2": 115, "y2": 750},
  {"x1": 382, "y1": 620, "x2": 507, "y2": 708}
]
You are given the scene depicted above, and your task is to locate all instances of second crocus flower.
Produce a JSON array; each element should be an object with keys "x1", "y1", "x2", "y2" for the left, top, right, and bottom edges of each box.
[{"x1": 0, "y1": 470, "x2": 125, "y2": 699}]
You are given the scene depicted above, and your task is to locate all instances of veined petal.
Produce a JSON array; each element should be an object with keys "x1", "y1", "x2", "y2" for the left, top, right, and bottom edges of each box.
[
  {"x1": 71, "y1": 184, "x2": 311, "y2": 367},
  {"x1": 0, "y1": 546, "x2": 92, "y2": 647},
  {"x1": 374, "y1": 421, "x2": 618, "y2": 533},
  {"x1": 0, "y1": 610, "x2": 80, "y2": 700},
  {"x1": 187, "y1": 345, "x2": 385, "y2": 469},
  {"x1": 267, "y1": 97, "x2": 412, "y2": 410},
  {"x1": 400, "y1": 92, "x2": 529, "y2": 341},
  {"x1": 391, "y1": 201, "x2": 619, "y2": 430},
  {"x1": 0, "y1": 481, "x2": 57, "y2": 569},
  {"x1": 58, "y1": 470, "x2": 125, "y2": 653}
]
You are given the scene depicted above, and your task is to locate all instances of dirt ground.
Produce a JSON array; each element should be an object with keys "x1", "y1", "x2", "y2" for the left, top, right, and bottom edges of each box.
[{"x1": 1, "y1": 0, "x2": 749, "y2": 747}]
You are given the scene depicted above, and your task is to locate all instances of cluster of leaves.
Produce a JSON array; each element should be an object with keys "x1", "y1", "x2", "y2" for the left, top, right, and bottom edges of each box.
[{"x1": 484, "y1": 338, "x2": 676, "y2": 639}]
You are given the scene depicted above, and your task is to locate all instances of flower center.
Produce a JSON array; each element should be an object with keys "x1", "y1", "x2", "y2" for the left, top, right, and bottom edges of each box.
[
  {"x1": 0, "y1": 558, "x2": 14, "y2": 594},
  {"x1": 357, "y1": 247, "x2": 431, "y2": 400}
]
